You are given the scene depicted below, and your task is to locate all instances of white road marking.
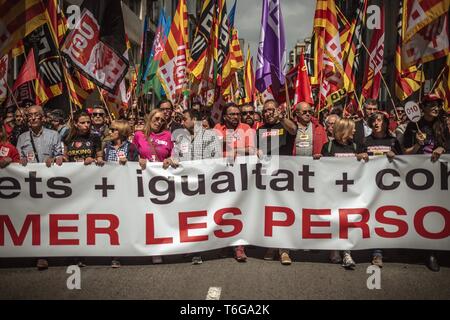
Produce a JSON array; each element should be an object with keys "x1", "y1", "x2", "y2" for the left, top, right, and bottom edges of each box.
[{"x1": 206, "y1": 286, "x2": 222, "y2": 300}]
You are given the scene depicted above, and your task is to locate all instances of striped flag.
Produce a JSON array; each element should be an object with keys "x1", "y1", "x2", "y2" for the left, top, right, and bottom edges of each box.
[
  {"x1": 44, "y1": 0, "x2": 66, "y2": 48},
  {"x1": 0, "y1": 0, "x2": 47, "y2": 56},
  {"x1": 435, "y1": 55, "x2": 449, "y2": 112},
  {"x1": 213, "y1": 0, "x2": 230, "y2": 87},
  {"x1": 395, "y1": 0, "x2": 424, "y2": 101},
  {"x1": 242, "y1": 45, "x2": 255, "y2": 104},
  {"x1": 342, "y1": 0, "x2": 368, "y2": 94},
  {"x1": 313, "y1": 0, "x2": 346, "y2": 109},
  {"x1": 158, "y1": 0, "x2": 189, "y2": 103},
  {"x1": 401, "y1": 0, "x2": 449, "y2": 69},
  {"x1": 361, "y1": 2, "x2": 385, "y2": 102},
  {"x1": 403, "y1": 0, "x2": 450, "y2": 42},
  {"x1": 222, "y1": 27, "x2": 244, "y2": 96},
  {"x1": 336, "y1": 5, "x2": 352, "y2": 59},
  {"x1": 63, "y1": 64, "x2": 93, "y2": 108},
  {"x1": 188, "y1": 0, "x2": 215, "y2": 80}
]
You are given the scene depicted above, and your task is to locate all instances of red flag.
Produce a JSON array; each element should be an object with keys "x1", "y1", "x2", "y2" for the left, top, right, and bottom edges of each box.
[
  {"x1": 361, "y1": 2, "x2": 385, "y2": 101},
  {"x1": 294, "y1": 51, "x2": 314, "y2": 105},
  {"x1": 12, "y1": 49, "x2": 37, "y2": 91}
]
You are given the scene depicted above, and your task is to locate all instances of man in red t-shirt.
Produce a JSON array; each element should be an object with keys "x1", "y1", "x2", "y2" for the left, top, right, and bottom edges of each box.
[
  {"x1": 214, "y1": 103, "x2": 256, "y2": 262},
  {"x1": 214, "y1": 103, "x2": 256, "y2": 159}
]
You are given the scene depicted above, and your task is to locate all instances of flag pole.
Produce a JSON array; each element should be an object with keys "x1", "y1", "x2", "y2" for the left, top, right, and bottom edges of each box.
[
  {"x1": 4, "y1": 81, "x2": 21, "y2": 110},
  {"x1": 429, "y1": 66, "x2": 446, "y2": 93},
  {"x1": 284, "y1": 80, "x2": 292, "y2": 119},
  {"x1": 97, "y1": 87, "x2": 114, "y2": 123},
  {"x1": 360, "y1": 41, "x2": 400, "y2": 122},
  {"x1": 419, "y1": 64, "x2": 424, "y2": 103}
]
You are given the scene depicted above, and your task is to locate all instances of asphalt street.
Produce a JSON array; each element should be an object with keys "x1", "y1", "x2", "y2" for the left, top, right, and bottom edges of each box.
[{"x1": 1, "y1": 248, "x2": 449, "y2": 300}]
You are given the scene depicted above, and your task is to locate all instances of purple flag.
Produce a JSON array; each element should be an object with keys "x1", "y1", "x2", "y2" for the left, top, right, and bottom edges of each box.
[{"x1": 256, "y1": 0, "x2": 287, "y2": 95}]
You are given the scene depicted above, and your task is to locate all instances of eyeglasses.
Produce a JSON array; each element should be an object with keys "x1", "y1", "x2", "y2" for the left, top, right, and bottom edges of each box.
[
  {"x1": 241, "y1": 111, "x2": 255, "y2": 116},
  {"x1": 28, "y1": 113, "x2": 42, "y2": 119},
  {"x1": 153, "y1": 117, "x2": 166, "y2": 123},
  {"x1": 93, "y1": 113, "x2": 105, "y2": 117}
]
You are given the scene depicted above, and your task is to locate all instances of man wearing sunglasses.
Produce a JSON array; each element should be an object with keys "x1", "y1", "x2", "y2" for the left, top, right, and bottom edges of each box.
[
  {"x1": 240, "y1": 104, "x2": 262, "y2": 130},
  {"x1": 257, "y1": 99, "x2": 297, "y2": 265},
  {"x1": 293, "y1": 101, "x2": 327, "y2": 158},
  {"x1": 90, "y1": 105, "x2": 109, "y2": 138}
]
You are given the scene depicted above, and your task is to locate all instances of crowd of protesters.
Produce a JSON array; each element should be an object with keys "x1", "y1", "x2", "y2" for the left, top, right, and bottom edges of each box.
[{"x1": 1, "y1": 94, "x2": 449, "y2": 272}]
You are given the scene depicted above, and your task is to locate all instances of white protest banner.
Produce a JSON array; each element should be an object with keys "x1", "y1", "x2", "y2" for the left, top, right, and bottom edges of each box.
[{"x1": 0, "y1": 155, "x2": 449, "y2": 257}]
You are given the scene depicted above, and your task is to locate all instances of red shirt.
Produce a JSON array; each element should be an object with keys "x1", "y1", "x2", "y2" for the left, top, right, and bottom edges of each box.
[
  {"x1": 214, "y1": 123, "x2": 256, "y2": 157},
  {"x1": 0, "y1": 142, "x2": 20, "y2": 163}
]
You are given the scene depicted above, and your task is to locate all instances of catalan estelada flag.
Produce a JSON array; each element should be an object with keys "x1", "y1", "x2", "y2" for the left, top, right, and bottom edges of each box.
[{"x1": 158, "y1": 0, "x2": 189, "y2": 103}]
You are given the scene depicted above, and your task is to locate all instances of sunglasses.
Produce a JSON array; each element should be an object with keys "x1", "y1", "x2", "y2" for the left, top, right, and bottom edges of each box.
[
  {"x1": 93, "y1": 113, "x2": 105, "y2": 117},
  {"x1": 153, "y1": 117, "x2": 166, "y2": 123},
  {"x1": 241, "y1": 111, "x2": 255, "y2": 116}
]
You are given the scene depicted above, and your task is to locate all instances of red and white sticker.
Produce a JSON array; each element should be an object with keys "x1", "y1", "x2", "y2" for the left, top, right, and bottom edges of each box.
[{"x1": 0, "y1": 146, "x2": 9, "y2": 157}]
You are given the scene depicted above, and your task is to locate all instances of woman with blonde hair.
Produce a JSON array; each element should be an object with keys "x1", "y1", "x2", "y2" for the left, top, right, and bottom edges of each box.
[
  {"x1": 104, "y1": 120, "x2": 139, "y2": 165},
  {"x1": 317, "y1": 117, "x2": 368, "y2": 269},
  {"x1": 133, "y1": 108, "x2": 173, "y2": 170},
  {"x1": 132, "y1": 108, "x2": 173, "y2": 265}
]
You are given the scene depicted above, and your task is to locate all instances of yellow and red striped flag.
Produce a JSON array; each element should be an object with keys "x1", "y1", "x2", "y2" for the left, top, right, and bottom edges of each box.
[
  {"x1": 158, "y1": 0, "x2": 189, "y2": 103},
  {"x1": 435, "y1": 55, "x2": 450, "y2": 112},
  {"x1": 222, "y1": 28, "x2": 244, "y2": 96},
  {"x1": 395, "y1": 0, "x2": 424, "y2": 101},
  {"x1": 242, "y1": 45, "x2": 255, "y2": 104},
  {"x1": 0, "y1": 0, "x2": 47, "y2": 55},
  {"x1": 313, "y1": 0, "x2": 346, "y2": 109},
  {"x1": 342, "y1": 0, "x2": 368, "y2": 95},
  {"x1": 401, "y1": 0, "x2": 449, "y2": 70},
  {"x1": 403, "y1": 0, "x2": 450, "y2": 42},
  {"x1": 44, "y1": 0, "x2": 67, "y2": 48},
  {"x1": 188, "y1": 0, "x2": 215, "y2": 80}
]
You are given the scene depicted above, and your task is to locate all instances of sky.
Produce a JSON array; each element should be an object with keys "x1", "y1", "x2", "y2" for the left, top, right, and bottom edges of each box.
[{"x1": 231, "y1": 0, "x2": 316, "y2": 60}]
